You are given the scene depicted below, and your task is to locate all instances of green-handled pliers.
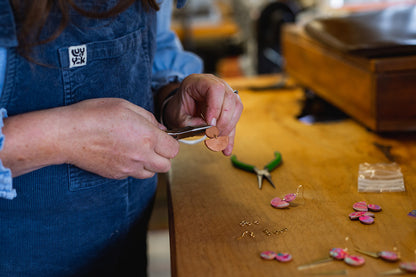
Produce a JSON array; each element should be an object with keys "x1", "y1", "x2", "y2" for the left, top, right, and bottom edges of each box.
[{"x1": 231, "y1": 151, "x2": 282, "y2": 189}]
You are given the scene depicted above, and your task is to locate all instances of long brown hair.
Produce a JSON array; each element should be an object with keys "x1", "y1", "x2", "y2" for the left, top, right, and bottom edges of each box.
[{"x1": 11, "y1": 0, "x2": 159, "y2": 55}]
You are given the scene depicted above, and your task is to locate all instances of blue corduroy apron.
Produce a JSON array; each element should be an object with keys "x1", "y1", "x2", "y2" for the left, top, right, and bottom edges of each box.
[{"x1": 0, "y1": 1, "x2": 162, "y2": 276}]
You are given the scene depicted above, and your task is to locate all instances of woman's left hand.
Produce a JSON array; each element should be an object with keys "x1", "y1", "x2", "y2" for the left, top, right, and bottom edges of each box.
[{"x1": 163, "y1": 74, "x2": 243, "y2": 156}]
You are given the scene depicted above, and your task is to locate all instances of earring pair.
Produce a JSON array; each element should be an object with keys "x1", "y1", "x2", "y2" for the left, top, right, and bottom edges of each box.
[{"x1": 271, "y1": 185, "x2": 303, "y2": 209}]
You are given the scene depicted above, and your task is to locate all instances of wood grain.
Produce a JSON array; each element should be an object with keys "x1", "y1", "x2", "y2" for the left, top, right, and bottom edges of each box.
[{"x1": 168, "y1": 74, "x2": 416, "y2": 277}]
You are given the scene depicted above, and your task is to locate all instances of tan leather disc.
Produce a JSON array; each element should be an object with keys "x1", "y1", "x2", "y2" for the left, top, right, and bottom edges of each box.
[
  {"x1": 205, "y1": 126, "x2": 219, "y2": 138},
  {"x1": 204, "y1": 136, "x2": 229, "y2": 152}
]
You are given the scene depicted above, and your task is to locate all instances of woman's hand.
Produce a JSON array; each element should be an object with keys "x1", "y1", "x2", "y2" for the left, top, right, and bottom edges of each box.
[
  {"x1": 163, "y1": 74, "x2": 243, "y2": 156},
  {"x1": 1, "y1": 98, "x2": 179, "y2": 179}
]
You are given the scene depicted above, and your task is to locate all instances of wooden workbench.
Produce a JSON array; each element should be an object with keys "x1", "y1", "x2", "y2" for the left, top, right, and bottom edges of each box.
[{"x1": 167, "y1": 74, "x2": 416, "y2": 277}]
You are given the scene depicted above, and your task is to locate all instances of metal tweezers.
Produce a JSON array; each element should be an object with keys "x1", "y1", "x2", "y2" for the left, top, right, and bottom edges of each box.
[{"x1": 166, "y1": 125, "x2": 212, "y2": 140}]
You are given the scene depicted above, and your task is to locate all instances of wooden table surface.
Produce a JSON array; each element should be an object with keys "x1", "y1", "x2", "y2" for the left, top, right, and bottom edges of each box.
[{"x1": 167, "y1": 74, "x2": 416, "y2": 277}]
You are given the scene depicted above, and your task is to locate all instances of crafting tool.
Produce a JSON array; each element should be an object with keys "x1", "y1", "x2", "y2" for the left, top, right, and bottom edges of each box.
[
  {"x1": 231, "y1": 151, "x2": 282, "y2": 189},
  {"x1": 166, "y1": 125, "x2": 212, "y2": 140}
]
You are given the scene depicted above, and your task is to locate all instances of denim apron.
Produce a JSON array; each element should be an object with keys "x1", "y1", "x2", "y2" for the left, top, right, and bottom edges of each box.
[{"x1": 0, "y1": 1, "x2": 162, "y2": 276}]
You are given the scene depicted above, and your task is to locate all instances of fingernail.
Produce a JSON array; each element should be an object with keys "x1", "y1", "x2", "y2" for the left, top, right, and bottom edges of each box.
[{"x1": 210, "y1": 118, "x2": 217, "y2": 126}]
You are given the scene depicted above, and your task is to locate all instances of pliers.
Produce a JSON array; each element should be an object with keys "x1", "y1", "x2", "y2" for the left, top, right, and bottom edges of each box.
[
  {"x1": 231, "y1": 151, "x2": 282, "y2": 189},
  {"x1": 166, "y1": 125, "x2": 212, "y2": 140}
]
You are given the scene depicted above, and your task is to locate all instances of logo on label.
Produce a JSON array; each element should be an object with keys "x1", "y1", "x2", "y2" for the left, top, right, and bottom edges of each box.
[{"x1": 69, "y1": 45, "x2": 87, "y2": 68}]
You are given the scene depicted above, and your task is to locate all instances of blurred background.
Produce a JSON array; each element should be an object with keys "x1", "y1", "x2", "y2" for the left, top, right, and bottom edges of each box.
[
  {"x1": 148, "y1": 0, "x2": 413, "y2": 276},
  {"x1": 169, "y1": 0, "x2": 409, "y2": 77}
]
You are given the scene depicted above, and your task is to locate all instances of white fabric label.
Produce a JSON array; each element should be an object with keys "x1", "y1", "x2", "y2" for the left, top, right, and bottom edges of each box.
[{"x1": 68, "y1": 45, "x2": 87, "y2": 68}]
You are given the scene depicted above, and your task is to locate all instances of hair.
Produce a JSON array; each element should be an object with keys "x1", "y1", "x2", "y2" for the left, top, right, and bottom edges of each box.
[{"x1": 11, "y1": 0, "x2": 160, "y2": 55}]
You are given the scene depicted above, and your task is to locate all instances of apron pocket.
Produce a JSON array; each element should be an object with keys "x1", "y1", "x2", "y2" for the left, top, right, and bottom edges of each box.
[
  {"x1": 58, "y1": 26, "x2": 152, "y2": 107},
  {"x1": 58, "y1": 27, "x2": 154, "y2": 191}
]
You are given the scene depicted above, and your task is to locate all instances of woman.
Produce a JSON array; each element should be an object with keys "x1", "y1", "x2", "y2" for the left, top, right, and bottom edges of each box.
[{"x1": 0, "y1": 0, "x2": 243, "y2": 276}]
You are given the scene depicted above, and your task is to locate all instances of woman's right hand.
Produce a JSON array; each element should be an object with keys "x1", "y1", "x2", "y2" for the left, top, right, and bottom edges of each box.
[{"x1": 0, "y1": 98, "x2": 179, "y2": 179}]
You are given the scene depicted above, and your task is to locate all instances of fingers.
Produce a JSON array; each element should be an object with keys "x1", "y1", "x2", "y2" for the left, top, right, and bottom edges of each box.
[
  {"x1": 136, "y1": 168, "x2": 156, "y2": 179},
  {"x1": 136, "y1": 125, "x2": 179, "y2": 178},
  {"x1": 180, "y1": 74, "x2": 242, "y2": 134},
  {"x1": 161, "y1": 74, "x2": 243, "y2": 156},
  {"x1": 66, "y1": 98, "x2": 181, "y2": 180},
  {"x1": 201, "y1": 80, "x2": 242, "y2": 156},
  {"x1": 127, "y1": 134, "x2": 178, "y2": 179},
  {"x1": 154, "y1": 130, "x2": 180, "y2": 160},
  {"x1": 127, "y1": 100, "x2": 179, "y2": 162},
  {"x1": 173, "y1": 74, "x2": 243, "y2": 155},
  {"x1": 213, "y1": 89, "x2": 243, "y2": 137},
  {"x1": 113, "y1": 100, "x2": 179, "y2": 178},
  {"x1": 222, "y1": 128, "x2": 236, "y2": 156}
]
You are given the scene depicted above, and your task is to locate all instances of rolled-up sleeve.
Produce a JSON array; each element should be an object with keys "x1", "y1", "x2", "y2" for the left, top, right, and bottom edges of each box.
[
  {"x1": 0, "y1": 48, "x2": 15, "y2": 200},
  {"x1": 0, "y1": 0, "x2": 17, "y2": 200},
  {"x1": 0, "y1": 108, "x2": 15, "y2": 200},
  {"x1": 151, "y1": 0, "x2": 203, "y2": 91}
]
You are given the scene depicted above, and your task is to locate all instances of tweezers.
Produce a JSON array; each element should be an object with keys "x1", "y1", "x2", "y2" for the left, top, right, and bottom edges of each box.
[{"x1": 166, "y1": 125, "x2": 212, "y2": 140}]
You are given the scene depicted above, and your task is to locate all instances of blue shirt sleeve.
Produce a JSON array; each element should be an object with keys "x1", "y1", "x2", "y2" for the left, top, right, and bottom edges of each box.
[
  {"x1": 0, "y1": 47, "x2": 6, "y2": 92},
  {"x1": 0, "y1": 107, "x2": 16, "y2": 200},
  {"x1": 151, "y1": 0, "x2": 203, "y2": 91},
  {"x1": 0, "y1": 47, "x2": 16, "y2": 200}
]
